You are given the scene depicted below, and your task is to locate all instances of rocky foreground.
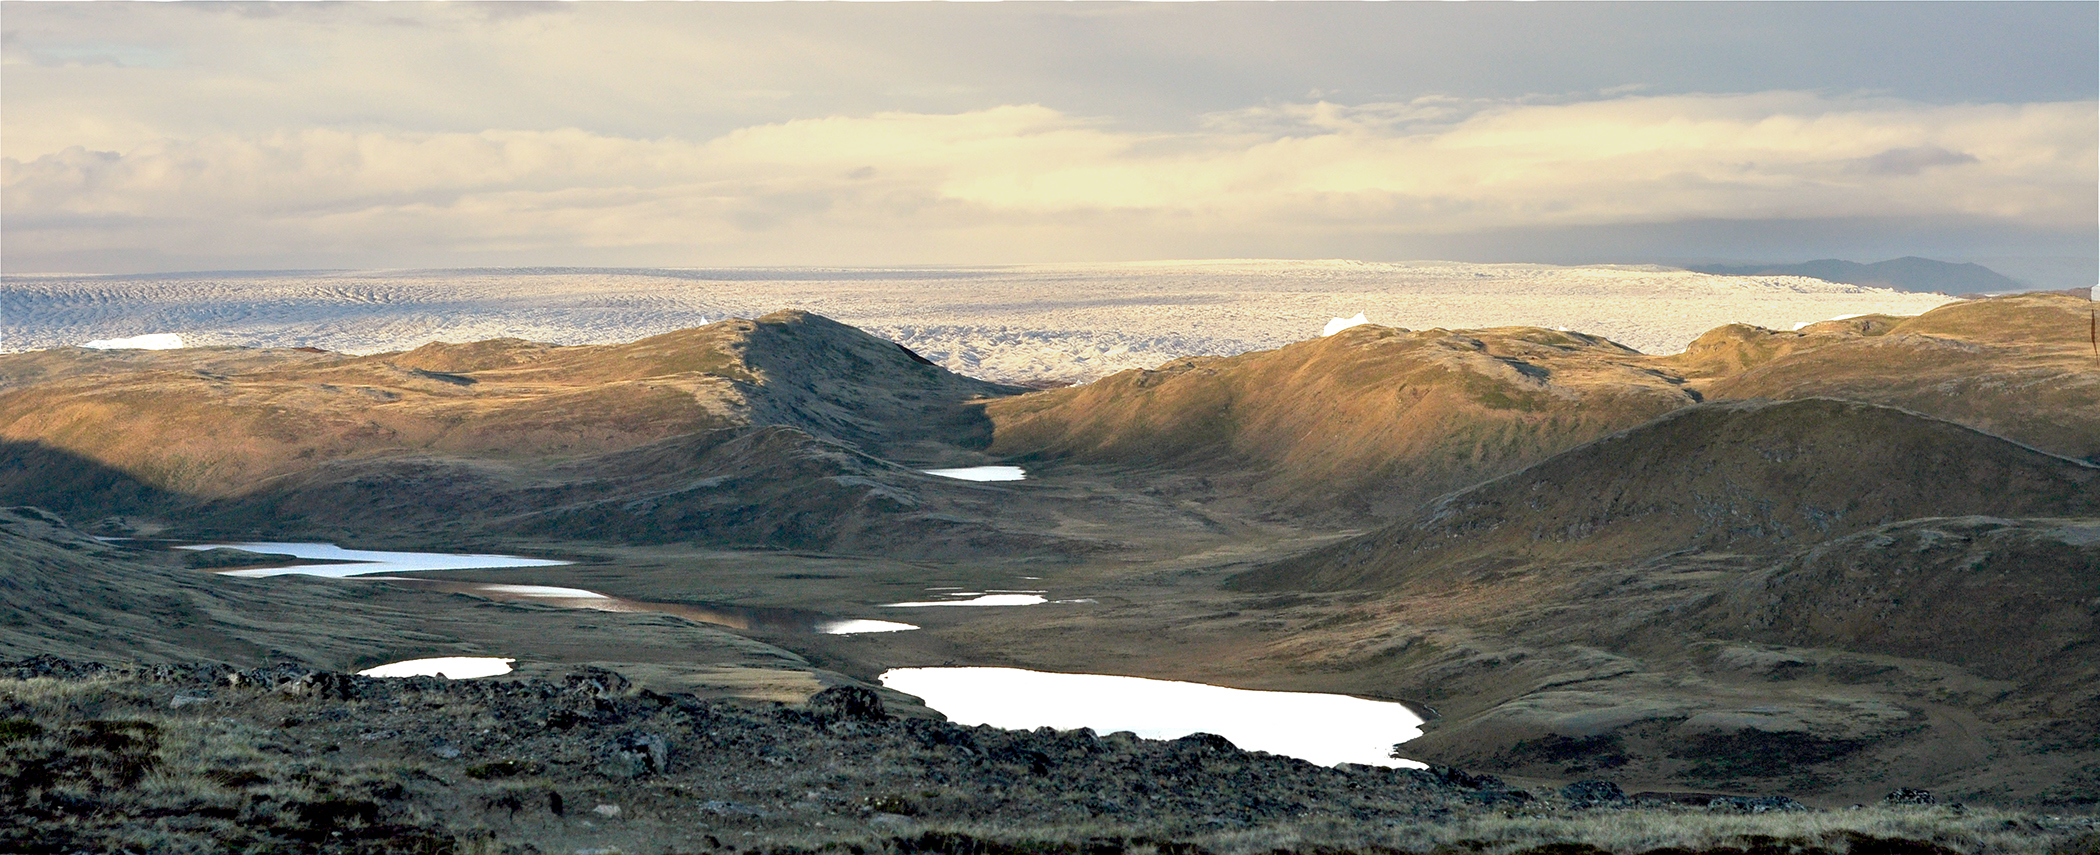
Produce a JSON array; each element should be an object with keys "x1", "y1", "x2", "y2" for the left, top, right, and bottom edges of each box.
[{"x1": 4, "y1": 658, "x2": 2091, "y2": 855}]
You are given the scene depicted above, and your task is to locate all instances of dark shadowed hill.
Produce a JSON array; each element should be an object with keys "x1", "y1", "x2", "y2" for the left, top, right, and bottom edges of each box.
[
  {"x1": 1686, "y1": 257, "x2": 2023, "y2": 294},
  {"x1": 987, "y1": 325, "x2": 1696, "y2": 519},
  {"x1": 201, "y1": 425, "x2": 1078, "y2": 558},
  {"x1": 1230, "y1": 399, "x2": 2098, "y2": 594},
  {"x1": 1692, "y1": 515, "x2": 2100, "y2": 685},
  {"x1": 0, "y1": 507, "x2": 826, "y2": 681}
]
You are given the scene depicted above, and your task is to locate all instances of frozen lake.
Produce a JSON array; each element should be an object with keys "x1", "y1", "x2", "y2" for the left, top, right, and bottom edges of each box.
[
  {"x1": 181, "y1": 542, "x2": 917, "y2": 635},
  {"x1": 178, "y1": 541, "x2": 569, "y2": 578},
  {"x1": 881, "y1": 666, "x2": 1425, "y2": 768}
]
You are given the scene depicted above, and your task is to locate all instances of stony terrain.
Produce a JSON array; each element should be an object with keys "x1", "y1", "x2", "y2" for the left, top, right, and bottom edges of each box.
[
  {"x1": 6, "y1": 656, "x2": 2092, "y2": 855},
  {"x1": 0, "y1": 261, "x2": 1957, "y2": 385}
]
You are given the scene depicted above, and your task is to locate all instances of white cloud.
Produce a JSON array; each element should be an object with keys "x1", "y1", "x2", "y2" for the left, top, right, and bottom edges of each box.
[{"x1": 2, "y1": 94, "x2": 2093, "y2": 268}]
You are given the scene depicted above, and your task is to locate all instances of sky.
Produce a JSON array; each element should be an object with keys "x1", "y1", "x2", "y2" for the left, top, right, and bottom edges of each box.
[{"x1": 2, "y1": 2, "x2": 2095, "y2": 278}]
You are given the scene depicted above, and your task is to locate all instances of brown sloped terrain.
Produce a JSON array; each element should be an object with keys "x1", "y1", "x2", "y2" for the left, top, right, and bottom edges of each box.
[
  {"x1": 985, "y1": 294, "x2": 2098, "y2": 525},
  {"x1": 1677, "y1": 293, "x2": 2100, "y2": 463},
  {"x1": 1229, "y1": 398, "x2": 2098, "y2": 596},
  {"x1": 987, "y1": 326, "x2": 1697, "y2": 520},
  {"x1": 0, "y1": 311, "x2": 1108, "y2": 556},
  {"x1": 1693, "y1": 516, "x2": 2100, "y2": 685},
  {"x1": 0, "y1": 310, "x2": 1019, "y2": 501}
]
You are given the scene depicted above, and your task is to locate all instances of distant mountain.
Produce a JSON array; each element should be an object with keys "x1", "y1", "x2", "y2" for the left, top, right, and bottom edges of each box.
[{"x1": 1686, "y1": 256, "x2": 2023, "y2": 294}]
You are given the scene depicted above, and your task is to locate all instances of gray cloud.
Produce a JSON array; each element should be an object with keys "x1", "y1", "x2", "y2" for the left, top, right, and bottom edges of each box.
[
  {"x1": 0, "y1": 3, "x2": 2093, "y2": 273},
  {"x1": 1847, "y1": 146, "x2": 1981, "y2": 176}
]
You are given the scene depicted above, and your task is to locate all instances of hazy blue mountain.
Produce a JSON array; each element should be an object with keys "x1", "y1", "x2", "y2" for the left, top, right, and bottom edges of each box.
[{"x1": 1687, "y1": 256, "x2": 2023, "y2": 294}]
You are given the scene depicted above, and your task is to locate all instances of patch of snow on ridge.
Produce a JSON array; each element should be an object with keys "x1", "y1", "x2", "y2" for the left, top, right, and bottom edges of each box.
[
  {"x1": 358, "y1": 657, "x2": 514, "y2": 679},
  {"x1": 82, "y1": 333, "x2": 184, "y2": 350},
  {"x1": 1323, "y1": 313, "x2": 1369, "y2": 336},
  {"x1": 818, "y1": 619, "x2": 920, "y2": 635},
  {"x1": 923, "y1": 465, "x2": 1026, "y2": 482},
  {"x1": 883, "y1": 593, "x2": 1049, "y2": 608}
]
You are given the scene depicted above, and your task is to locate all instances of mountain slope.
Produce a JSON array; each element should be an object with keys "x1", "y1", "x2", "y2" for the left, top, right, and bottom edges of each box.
[
  {"x1": 0, "y1": 312, "x2": 1057, "y2": 554},
  {"x1": 1230, "y1": 398, "x2": 2098, "y2": 594},
  {"x1": 1681, "y1": 293, "x2": 2100, "y2": 463},
  {"x1": 987, "y1": 325, "x2": 1696, "y2": 519}
]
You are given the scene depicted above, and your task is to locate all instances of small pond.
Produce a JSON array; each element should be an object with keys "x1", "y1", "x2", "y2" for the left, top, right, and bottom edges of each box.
[
  {"x1": 178, "y1": 542, "x2": 917, "y2": 635},
  {"x1": 880, "y1": 666, "x2": 1425, "y2": 768},
  {"x1": 178, "y1": 541, "x2": 569, "y2": 578},
  {"x1": 921, "y1": 465, "x2": 1026, "y2": 482}
]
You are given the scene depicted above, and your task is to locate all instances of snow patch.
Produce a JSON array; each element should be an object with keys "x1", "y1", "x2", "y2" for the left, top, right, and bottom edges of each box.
[
  {"x1": 922, "y1": 465, "x2": 1026, "y2": 482},
  {"x1": 358, "y1": 657, "x2": 514, "y2": 679},
  {"x1": 882, "y1": 593, "x2": 1048, "y2": 608},
  {"x1": 82, "y1": 333, "x2": 185, "y2": 350},
  {"x1": 817, "y1": 619, "x2": 920, "y2": 635},
  {"x1": 1322, "y1": 313, "x2": 1369, "y2": 336}
]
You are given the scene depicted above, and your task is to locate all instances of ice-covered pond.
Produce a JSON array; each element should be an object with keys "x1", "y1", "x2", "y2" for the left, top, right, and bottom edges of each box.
[
  {"x1": 179, "y1": 542, "x2": 916, "y2": 635},
  {"x1": 921, "y1": 465, "x2": 1026, "y2": 482},
  {"x1": 177, "y1": 541, "x2": 569, "y2": 577},
  {"x1": 880, "y1": 666, "x2": 1425, "y2": 768}
]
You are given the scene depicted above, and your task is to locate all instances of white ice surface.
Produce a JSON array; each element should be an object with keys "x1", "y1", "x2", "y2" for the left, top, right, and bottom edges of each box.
[
  {"x1": 880, "y1": 666, "x2": 1425, "y2": 768},
  {"x1": 81, "y1": 333, "x2": 185, "y2": 350},
  {"x1": 475, "y1": 584, "x2": 609, "y2": 599},
  {"x1": 922, "y1": 466, "x2": 1027, "y2": 482},
  {"x1": 817, "y1": 619, "x2": 921, "y2": 635},
  {"x1": 358, "y1": 657, "x2": 515, "y2": 679},
  {"x1": 3, "y1": 261, "x2": 1959, "y2": 385},
  {"x1": 177, "y1": 542, "x2": 570, "y2": 578},
  {"x1": 883, "y1": 593, "x2": 1049, "y2": 607}
]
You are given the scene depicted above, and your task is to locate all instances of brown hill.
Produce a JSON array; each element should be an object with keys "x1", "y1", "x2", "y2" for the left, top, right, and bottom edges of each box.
[
  {"x1": 1230, "y1": 398, "x2": 2098, "y2": 595},
  {"x1": 0, "y1": 311, "x2": 1019, "y2": 503},
  {"x1": 0, "y1": 312, "x2": 1059, "y2": 554},
  {"x1": 986, "y1": 325, "x2": 1695, "y2": 519},
  {"x1": 1674, "y1": 293, "x2": 2100, "y2": 462},
  {"x1": 1691, "y1": 515, "x2": 2100, "y2": 684},
  {"x1": 201, "y1": 425, "x2": 1074, "y2": 558}
]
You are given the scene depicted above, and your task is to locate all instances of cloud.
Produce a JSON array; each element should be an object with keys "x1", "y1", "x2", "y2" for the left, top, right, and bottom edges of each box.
[
  {"x1": 1846, "y1": 146, "x2": 1981, "y2": 176},
  {"x1": 2, "y1": 93, "x2": 2093, "y2": 269}
]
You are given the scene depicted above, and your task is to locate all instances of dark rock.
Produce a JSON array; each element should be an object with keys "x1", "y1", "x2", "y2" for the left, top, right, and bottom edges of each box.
[
  {"x1": 806, "y1": 685, "x2": 889, "y2": 722},
  {"x1": 1561, "y1": 779, "x2": 1626, "y2": 805},
  {"x1": 1886, "y1": 788, "x2": 1937, "y2": 805},
  {"x1": 603, "y1": 731, "x2": 669, "y2": 778},
  {"x1": 562, "y1": 667, "x2": 632, "y2": 699}
]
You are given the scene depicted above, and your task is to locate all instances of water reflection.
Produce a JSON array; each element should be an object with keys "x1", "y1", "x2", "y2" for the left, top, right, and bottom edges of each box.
[{"x1": 881, "y1": 666, "x2": 1425, "y2": 769}]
